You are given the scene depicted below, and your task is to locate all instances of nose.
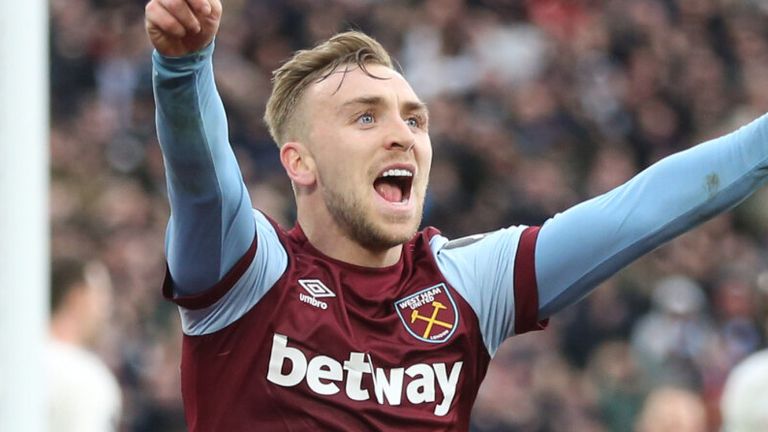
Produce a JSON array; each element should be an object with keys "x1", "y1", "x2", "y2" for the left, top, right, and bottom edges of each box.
[{"x1": 385, "y1": 118, "x2": 416, "y2": 152}]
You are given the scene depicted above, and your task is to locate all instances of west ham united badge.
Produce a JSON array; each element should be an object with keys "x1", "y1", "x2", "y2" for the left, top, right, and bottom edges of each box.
[{"x1": 394, "y1": 283, "x2": 459, "y2": 344}]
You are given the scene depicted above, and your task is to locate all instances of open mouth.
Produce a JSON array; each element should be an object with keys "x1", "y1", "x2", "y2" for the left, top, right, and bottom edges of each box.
[{"x1": 373, "y1": 168, "x2": 414, "y2": 204}]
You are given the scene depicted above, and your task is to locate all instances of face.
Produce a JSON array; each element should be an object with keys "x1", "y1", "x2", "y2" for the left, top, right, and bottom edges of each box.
[{"x1": 299, "y1": 63, "x2": 432, "y2": 250}]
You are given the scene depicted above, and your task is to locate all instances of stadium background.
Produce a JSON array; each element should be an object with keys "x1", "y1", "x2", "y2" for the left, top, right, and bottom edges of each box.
[{"x1": 50, "y1": 0, "x2": 768, "y2": 430}]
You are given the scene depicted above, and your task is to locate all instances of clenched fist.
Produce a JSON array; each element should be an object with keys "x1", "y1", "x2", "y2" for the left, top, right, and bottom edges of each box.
[{"x1": 145, "y1": 0, "x2": 222, "y2": 57}]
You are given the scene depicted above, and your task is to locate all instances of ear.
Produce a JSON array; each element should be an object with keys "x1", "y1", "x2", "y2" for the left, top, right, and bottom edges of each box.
[{"x1": 280, "y1": 141, "x2": 316, "y2": 187}]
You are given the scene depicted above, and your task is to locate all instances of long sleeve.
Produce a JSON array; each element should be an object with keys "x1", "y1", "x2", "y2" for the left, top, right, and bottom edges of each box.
[
  {"x1": 153, "y1": 43, "x2": 256, "y2": 296},
  {"x1": 536, "y1": 115, "x2": 768, "y2": 318}
]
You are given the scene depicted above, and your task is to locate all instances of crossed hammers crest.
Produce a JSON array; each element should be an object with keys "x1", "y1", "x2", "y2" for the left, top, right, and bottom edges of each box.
[{"x1": 410, "y1": 301, "x2": 453, "y2": 339}]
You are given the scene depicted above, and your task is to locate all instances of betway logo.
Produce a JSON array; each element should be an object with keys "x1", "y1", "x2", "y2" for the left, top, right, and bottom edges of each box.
[{"x1": 267, "y1": 334, "x2": 463, "y2": 416}]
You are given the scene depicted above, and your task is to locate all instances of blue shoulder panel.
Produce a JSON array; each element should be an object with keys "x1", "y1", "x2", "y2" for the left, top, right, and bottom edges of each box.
[
  {"x1": 431, "y1": 227, "x2": 526, "y2": 357},
  {"x1": 180, "y1": 210, "x2": 288, "y2": 335}
]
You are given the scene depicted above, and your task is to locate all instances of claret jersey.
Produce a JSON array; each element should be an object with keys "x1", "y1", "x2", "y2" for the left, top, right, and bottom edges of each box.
[{"x1": 163, "y1": 212, "x2": 545, "y2": 431}]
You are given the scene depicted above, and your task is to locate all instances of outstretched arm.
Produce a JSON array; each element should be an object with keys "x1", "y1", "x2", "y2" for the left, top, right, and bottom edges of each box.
[
  {"x1": 536, "y1": 115, "x2": 768, "y2": 318},
  {"x1": 147, "y1": 0, "x2": 256, "y2": 296}
]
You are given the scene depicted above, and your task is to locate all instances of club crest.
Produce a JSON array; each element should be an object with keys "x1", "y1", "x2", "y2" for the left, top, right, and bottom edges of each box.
[{"x1": 394, "y1": 284, "x2": 459, "y2": 344}]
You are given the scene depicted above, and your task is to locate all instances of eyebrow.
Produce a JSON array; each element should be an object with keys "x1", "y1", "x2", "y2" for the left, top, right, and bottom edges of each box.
[{"x1": 338, "y1": 96, "x2": 429, "y2": 117}]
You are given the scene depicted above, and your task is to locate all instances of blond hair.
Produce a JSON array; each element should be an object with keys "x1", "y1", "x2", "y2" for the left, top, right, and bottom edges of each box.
[{"x1": 264, "y1": 31, "x2": 393, "y2": 146}]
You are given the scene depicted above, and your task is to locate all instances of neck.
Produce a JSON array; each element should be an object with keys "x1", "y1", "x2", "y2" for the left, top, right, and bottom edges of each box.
[{"x1": 298, "y1": 211, "x2": 403, "y2": 268}]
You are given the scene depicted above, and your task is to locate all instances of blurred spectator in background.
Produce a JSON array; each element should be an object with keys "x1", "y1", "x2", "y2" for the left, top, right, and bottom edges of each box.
[
  {"x1": 721, "y1": 349, "x2": 768, "y2": 432},
  {"x1": 48, "y1": 258, "x2": 122, "y2": 432},
  {"x1": 631, "y1": 275, "x2": 716, "y2": 390},
  {"x1": 586, "y1": 340, "x2": 646, "y2": 431}
]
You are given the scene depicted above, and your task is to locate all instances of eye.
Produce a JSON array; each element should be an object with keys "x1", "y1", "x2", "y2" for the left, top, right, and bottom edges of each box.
[
  {"x1": 405, "y1": 115, "x2": 426, "y2": 129},
  {"x1": 357, "y1": 112, "x2": 375, "y2": 125}
]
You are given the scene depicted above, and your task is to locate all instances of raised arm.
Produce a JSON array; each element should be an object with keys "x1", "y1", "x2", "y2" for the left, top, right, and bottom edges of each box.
[
  {"x1": 146, "y1": 0, "x2": 256, "y2": 296},
  {"x1": 536, "y1": 115, "x2": 768, "y2": 318}
]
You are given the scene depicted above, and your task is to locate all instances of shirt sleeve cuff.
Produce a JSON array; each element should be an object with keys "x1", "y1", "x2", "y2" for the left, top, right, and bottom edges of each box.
[
  {"x1": 152, "y1": 41, "x2": 215, "y2": 73},
  {"x1": 513, "y1": 226, "x2": 549, "y2": 335}
]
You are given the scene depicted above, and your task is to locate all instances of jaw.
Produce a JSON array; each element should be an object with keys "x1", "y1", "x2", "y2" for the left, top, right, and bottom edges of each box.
[
  {"x1": 296, "y1": 177, "x2": 425, "y2": 266},
  {"x1": 308, "y1": 157, "x2": 427, "y2": 245}
]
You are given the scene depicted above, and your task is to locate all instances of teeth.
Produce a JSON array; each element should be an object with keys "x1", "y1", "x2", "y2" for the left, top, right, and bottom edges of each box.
[{"x1": 381, "y1": 169, "x2": 413, "y2": 178}]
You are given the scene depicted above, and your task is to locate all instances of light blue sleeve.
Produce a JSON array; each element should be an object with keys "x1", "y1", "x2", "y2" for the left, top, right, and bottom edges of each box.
[
  {"x1": 433, "y1": 114, "x2": 768, "y2": 357},
  {"x1": 536, "y1": 114, "x2": 768, "y2": 317},
  {"x1": 431, "y1": 228, "x2": 528, "y2": 356},
  {"x1": 179, "y1": 210, "x2": 288, "y2": 335},
  {"x1": 152, "y1": 43, "x2": 256, "y2": 296}
]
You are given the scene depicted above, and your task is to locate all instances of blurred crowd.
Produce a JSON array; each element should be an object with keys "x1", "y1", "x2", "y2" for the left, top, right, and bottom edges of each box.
[{"x1": 50, "y1": 0, "x2": 768, "y2": 430}]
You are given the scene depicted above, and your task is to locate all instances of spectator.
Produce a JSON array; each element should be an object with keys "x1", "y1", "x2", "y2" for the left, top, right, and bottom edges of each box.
[
  {"x1": 631, "y1": 275, "x2": 717, "y2": 390},
  {"x1": 720, "y1": 349, "x2": 768, "y2": 432},
  {"x1": 48, "y1": 258, "x2": 122, "y2": 432}
]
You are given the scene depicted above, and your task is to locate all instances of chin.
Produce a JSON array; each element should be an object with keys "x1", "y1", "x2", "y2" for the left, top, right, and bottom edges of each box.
[
  {"x1": 353, "y1": 218, "x2": 421, "y2": 252},
  {"x1": 382, "y1": 226, "x2": 419, "y2": 246},
  {"x1": 360, "y1": 230, "x2": 415, "y2": 251}
]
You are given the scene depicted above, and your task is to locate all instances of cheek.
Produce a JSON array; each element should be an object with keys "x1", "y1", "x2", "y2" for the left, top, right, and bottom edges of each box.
[
  {"x1": 322, "y1": 147, "x2": 368, "y2": 180},
  {"x1": 417, "y1": 135, "x2": 433, "y2": 159},
  {"x1": 317, "y1": 156, "x2": 362, "y2": 193},
  {"x1": 418, "y1": 144, "x2": 433, "y2": 184}
]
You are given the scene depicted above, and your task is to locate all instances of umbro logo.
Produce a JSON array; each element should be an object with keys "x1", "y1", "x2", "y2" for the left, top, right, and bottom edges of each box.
[{"x1": 298, "y1": 279, "x2": 335, "y2": 310}]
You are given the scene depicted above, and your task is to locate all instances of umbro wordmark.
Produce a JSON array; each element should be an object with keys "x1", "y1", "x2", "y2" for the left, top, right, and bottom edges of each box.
[{"x1": 298, "y1": 279, "x2": 335, "y2": 309}]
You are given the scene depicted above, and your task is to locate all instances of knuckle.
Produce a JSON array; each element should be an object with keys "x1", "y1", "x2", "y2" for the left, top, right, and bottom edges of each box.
[{"x1": 158, "y1": 0, "x2": 179, "y2": 12}]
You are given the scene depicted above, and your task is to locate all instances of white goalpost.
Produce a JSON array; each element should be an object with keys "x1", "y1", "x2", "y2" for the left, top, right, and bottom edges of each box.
[{"x1": 0, "y1": 0, "x2": 50, "y2": 430}]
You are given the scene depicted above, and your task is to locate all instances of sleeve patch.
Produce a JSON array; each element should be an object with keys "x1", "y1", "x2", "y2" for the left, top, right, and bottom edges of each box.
[{"x1": 442, "y1": 233, "x2": 490, "y2": 250}]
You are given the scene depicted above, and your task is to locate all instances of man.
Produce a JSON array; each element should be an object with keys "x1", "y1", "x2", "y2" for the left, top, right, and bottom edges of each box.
[
  {"x1": 146, "y1": 0, "x2": 768, "y2": 430},
  {"x1": 721, "y1": 349, "x2": 768, "y2": 432},
  {"x1": 48, "y1": 258, "x2": 122, "y2": 432}
]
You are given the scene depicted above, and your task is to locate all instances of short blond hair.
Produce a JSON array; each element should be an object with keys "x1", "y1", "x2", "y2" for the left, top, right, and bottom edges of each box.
[{"x1": 264, "y1": 31, "x2": 393, "y2": 146}]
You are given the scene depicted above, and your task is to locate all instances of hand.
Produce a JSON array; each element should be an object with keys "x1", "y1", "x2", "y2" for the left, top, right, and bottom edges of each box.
[{"x1": 145, "y1": 0, "x2": 222, "y2": 57}]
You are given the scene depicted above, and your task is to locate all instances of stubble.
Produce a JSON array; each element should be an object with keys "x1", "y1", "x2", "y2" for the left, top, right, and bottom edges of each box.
[{"x1": 322, "y1": 185, "x2": 421, "y2": 252}]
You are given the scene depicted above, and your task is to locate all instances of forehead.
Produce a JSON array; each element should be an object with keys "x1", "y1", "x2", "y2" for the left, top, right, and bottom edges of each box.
[{"x1": 305, "y1": 63, "x2": 422, "y2": 109}]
